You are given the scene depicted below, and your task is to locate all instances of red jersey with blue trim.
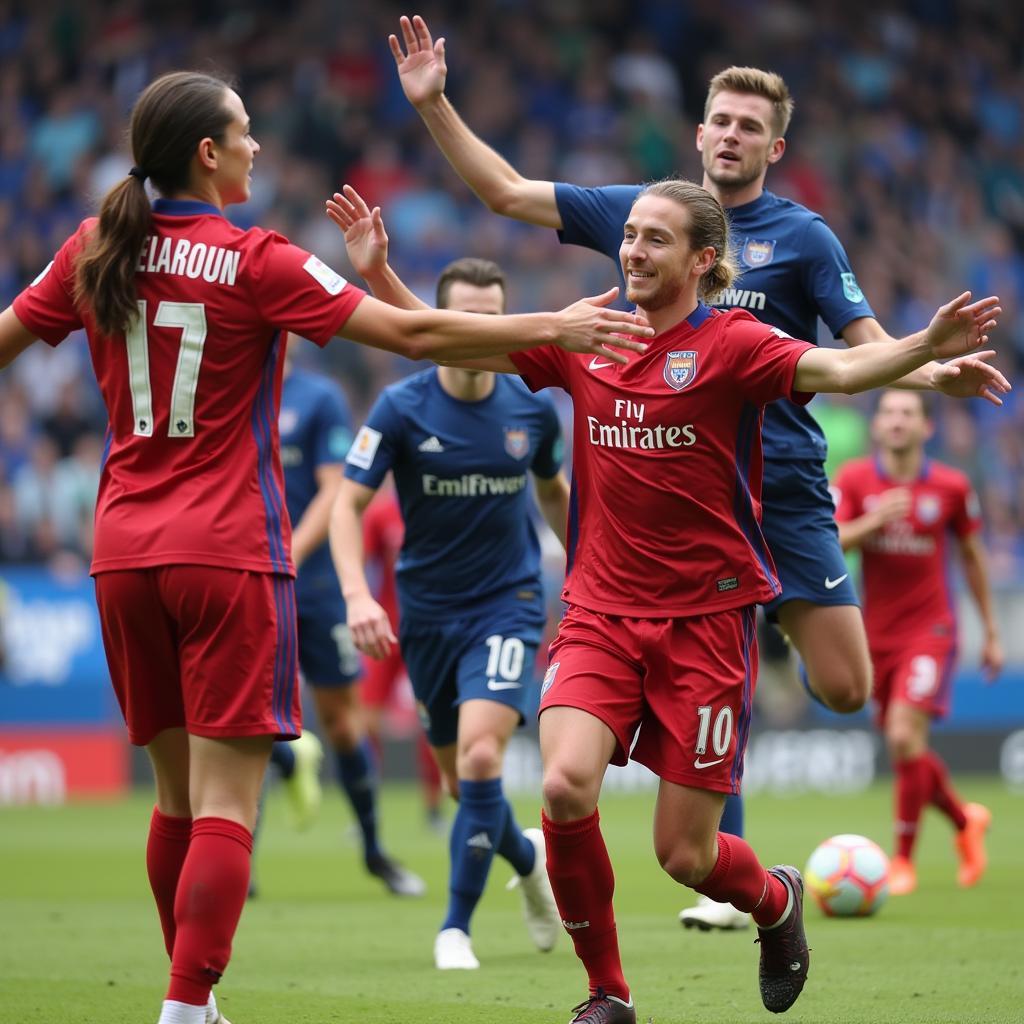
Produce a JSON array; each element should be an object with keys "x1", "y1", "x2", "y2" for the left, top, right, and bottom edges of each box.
[
  {"x1": 833, "y1": 457, "x2": 980, "y2": 652},
  {"x1": 509, "y1": 304, "x2": 815, "y2": 617},
  {"x1": 363, "y1": 488, "x2": 404, "y2": 624},
  {"x1": 12, "y1": 199, "x2": 366, "y2": 576}
]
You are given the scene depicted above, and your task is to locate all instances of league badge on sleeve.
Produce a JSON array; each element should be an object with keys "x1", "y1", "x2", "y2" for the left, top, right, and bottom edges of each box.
[
  {"x1": 741, "y1": 238, "x2": 776, "y2": 268},
  {"x1": 664, "y1": 351, "x2": 698, "y2": 392},
  {"x1": 504, "y1": 427, "x2": 530, "y2": 460},
  {"x1": 346, "y1": 425, "x2": 382, "y2": 470},
  {"x1": 841, "y1": 272, "x2": 865, "y2": 303}
]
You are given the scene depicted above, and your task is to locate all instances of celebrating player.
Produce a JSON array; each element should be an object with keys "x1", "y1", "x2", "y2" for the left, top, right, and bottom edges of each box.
[
  {"x1": 0, "y1": 71, "x2": 650, "y2": 1024},
  {"x1": 330, "y1": 252, "x2": 566, "y2": 971},
  {"x1": 267, "y1": 336, "x2": 425, "y2": 895},
  {"x1": 327, "y1": 177, "x2": 1002, "y2": 1020},
  {"x1": 833, "y1": 391, "x2": 1002, "y2": 895},
  {"x1": 388, "y1": 15, "x2": 1011, "y2": 932}
]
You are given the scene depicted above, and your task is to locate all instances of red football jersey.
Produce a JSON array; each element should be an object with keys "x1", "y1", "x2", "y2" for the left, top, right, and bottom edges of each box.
[
  {"x1": 363, "y1": 487, "x2": 404, "y2": 623},
  {"x1": 13, "y1": 200, "x2": 366, "y2": 576},
  {"x1": 509, "y1": 304, "x2": 815, "y2": 617},
  {"x1": 833, "y1": 456, "x2": 980, "y2": 652}
]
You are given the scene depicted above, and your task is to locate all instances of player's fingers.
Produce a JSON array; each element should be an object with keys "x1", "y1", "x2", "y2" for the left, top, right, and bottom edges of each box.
[
  {"x1": 581, "y1": 286, "x2": 619, "y2": 308},
  {"x1": 413, "y1": 14, "x2": 433, "y2": 50},
  {"x1": 978, "y1": 386, "x2": 1003, "y2": 407},
  {"x1": 940, "y1": 290, "x2": 971, "y2": 315},
  {"x1": 388, "y1": 34, "x2": 404, "y2": 64},
  {"x1": 435, "y1": 37, "x2": 446, "y2": 60},
  {"x1": 342, "y1": 184, "x2": 372, "y2": 216},
  {"x1": 589, "y1": 344, "x2": 630, "y2": 365},
  {"x1": 399, "y1": 15, "x2": 417, "y2": 52}
]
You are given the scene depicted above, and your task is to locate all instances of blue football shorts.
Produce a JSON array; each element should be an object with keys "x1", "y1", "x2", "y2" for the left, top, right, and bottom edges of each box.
[
  {"x1": 761, "y1": 458, "x2": 860, "y2": 622},
  {"x1": 295, "y1": 588, "x2": 362, "y2": 687},
  {"x1": 399, "y1": 597, "x2": 544, "y2": 748}
]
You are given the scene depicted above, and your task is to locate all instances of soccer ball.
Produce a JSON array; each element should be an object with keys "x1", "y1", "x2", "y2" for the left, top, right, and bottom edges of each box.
[{"x1": 804, "y1": 834, "x2": 890, "y2": 917}]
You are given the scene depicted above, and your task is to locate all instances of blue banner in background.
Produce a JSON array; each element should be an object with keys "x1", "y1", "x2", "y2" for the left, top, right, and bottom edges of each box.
[{"x1": 0, "y1": 567, "x2": 118, "y2": 726}]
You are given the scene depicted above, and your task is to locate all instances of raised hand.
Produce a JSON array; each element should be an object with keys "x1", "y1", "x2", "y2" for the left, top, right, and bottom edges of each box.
[
  {"x1": 871, "y1": 487, "x2": 913, "y2": 527},
  {"x1": 930, "y1": 350, "x2": 1012, "y2": 407},
  {"x1": 925, "y1": 292, "x2": 1001, "y2": 360},
  {"x1": 390, "y1": 14, "x2": 447, "y2": 108},
  {"x1": 326, "y1": 185, "x2": 388, "y2": 278},
  {"x1": 553, "y1": 287, "x2": 652, "y2": 363}
]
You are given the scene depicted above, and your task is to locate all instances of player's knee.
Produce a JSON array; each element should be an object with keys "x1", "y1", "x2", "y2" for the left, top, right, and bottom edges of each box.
[
  {"x1": 814, "y1": 666, "x2": 871, "y2": 714},
  {"x1": 886, "y1": 728, "x2": 919, "y2": 762},
  {"x1": 324, "y1": 717, "x2": 361, "y2": 753},
  {"x1": 656, "y1": 841, "x2": 712, "y2": 887},
  {"x1": 457, "y1": 735, "x2": 503, "y2": 780},
  {"x1": 542, "y1": 764, "x2": 597, "y2": 820}
]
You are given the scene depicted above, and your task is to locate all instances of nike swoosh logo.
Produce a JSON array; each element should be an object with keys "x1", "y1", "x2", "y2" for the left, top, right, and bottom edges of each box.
[
  {"x1": 824, "y1": 574, "x2": 849, "y2": 590},
  {"x1": 693, "y1": 756, "x2": 725, "y2": 770},
  {"x1": 486, "y1": 679, "x2": 522, "y2": 691},
  {"x1": 588, "y1": 356, "x2": 614, "y2": 370}
]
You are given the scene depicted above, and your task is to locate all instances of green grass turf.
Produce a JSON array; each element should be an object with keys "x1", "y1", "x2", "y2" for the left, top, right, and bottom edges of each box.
[{"x1": 1, "y1": 778, "x2": 1021, "y2": 1023}]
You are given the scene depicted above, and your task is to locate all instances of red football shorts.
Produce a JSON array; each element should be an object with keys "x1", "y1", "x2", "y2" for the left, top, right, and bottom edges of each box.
[
  {"x1": 871, "y1": 637, "x2": 957, "y2": 725},
  {"x1": 359, "y1": 646, "x2": 407, "y2": 709},
  {"x1": 95, "y1": 567, "x2": 300, "y2": 746},
  {"x1": 540, "y1": 603, "x2": 758, "y2": 794}
]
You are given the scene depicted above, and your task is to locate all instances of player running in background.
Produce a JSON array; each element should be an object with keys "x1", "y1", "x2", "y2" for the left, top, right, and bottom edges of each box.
[
  {"x1": 0, "y1": 71, "x2": 651, "y2": 1024},
  {"x1": 327, "y1": 178, "x2": 1003, "y2": 1021},
  {"x1": 833, "y1": 391, "x2": 1002, "y2": 895},
  {"x1": 360, "y1": 484, "x2": 446, "y2": 831},
  {"x1": 388, "y1": 15, "x2": 1010, "y2": 932},
  {"x1": 266, "y1": 336, "x2": 425, "y2": 895},
  {"x1": 330, "y1": 252, "x2": 566, "y2": 972}
]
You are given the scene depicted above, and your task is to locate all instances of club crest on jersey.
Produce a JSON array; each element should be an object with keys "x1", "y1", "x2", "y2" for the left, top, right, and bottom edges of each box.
[
  {"x1": 504, "y1": 427, "x2": 530, "y2": 460},
  {"x1": 917, "y1": 494, "x2": 941, "y2": 524},
  {"x1": 741, "y1": 238, "x2": 776, "y2": 268},
  {"x1": 664, "y1": 350, "x2": 698, "y2": 391}
]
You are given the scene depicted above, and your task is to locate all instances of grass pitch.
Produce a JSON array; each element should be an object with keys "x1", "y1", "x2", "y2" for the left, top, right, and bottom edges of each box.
[{"x1": 1, "y1": 778, "x2": 1020, "y2": 1023}]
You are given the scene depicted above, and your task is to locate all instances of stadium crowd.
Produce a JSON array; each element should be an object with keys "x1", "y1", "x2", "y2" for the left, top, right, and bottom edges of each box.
[{"x1": 0, "y1": 0, "x2": 1021, "y2": 579}]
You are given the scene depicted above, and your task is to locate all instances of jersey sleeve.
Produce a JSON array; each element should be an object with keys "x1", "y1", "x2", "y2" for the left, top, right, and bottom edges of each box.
[
  {"x1": 951, "y1": 474, "x2": 983, "y2": 540},
  {"x1": 311, "y1": 383, "x2": 354, "y2": 469},
  {"x1": 508, "y1": 346, "x2": 571, "y2": 395},
  {"x1": 832, "y1": 463, "x2": 864, "y2": 523},
  {"x1": 555, "y1": 183, "x2": 641, "y2": 257},
  {"x1": 11, "y1": 221, "x2": 90, "y2": 345},
  {"x1": 800, "y1": 217, "x2": 875, "y2": 338},
  {"x1": 343, "y1": 390, "x2": 402, "y2": 490},
  {"x1": 722, "y1": 315, "x2": 817, "y2": 406},
  {"x1": 530, "y1": 397, "x2": 565, "y2": 480},
  {"x1": 248, "y1": 233, "x2": 367, "y2": 346}
]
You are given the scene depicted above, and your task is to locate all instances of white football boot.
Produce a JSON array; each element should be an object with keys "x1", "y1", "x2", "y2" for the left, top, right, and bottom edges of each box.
[
  {"x1": 506, "y1": 827, "x2": 559, "y2": 952},
  {"x1": 678, "y1": 894, "x2": 751, "y2": 931},
  {"x1": 434, "y1": 927, "x2": 480, "y2": 970}
]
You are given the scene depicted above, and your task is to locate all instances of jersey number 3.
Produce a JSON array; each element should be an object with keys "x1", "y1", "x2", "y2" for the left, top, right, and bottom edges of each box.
[{"x1": 125, "y1": 300, "x2": 208, "y2": 438}]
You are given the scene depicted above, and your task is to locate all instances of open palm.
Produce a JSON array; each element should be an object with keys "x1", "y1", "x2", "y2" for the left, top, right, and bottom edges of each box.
[
  {"x1": 390, "y1": 15, "x2": 447, "y2": 108},
  {"x1": 325, "y1": 185, "x2": 388, "y2": 278}
]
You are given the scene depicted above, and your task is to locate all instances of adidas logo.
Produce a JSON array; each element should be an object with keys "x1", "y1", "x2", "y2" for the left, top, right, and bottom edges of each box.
[
  {"x1": 418, "y1": 435, "x2": 445, "y2": 453},
  {"x1": 466, "y1": 831, "x2": 493, "y2": 850}
]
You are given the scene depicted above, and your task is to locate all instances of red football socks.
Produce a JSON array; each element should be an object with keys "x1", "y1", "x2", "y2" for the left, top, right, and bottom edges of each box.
[
  {"x1": 694, "y1": 832, "x2": 789, "y2": 927},
  {"x1": 166, "y1": 817, "x2": 253, "y2": 1006},
  {"x1": 895, "y1": 755, "x2": 932, "y2": 859},
  {"x1": 147, "y1": 807, "x2": 193, "y2": 958},
  {"x1": 542, "y1": 809, "x2": 629, "y2": 1001},
  {"x1": 923, "y1": 750, "x2": 968, "y2": 830}
]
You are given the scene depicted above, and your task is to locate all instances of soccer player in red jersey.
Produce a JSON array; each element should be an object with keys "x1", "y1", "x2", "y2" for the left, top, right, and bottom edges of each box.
[
  {"x1": 360, "y1": 485, "x2": 445, "y2": 828},
  {"x1": 0, "y1": 72, "x2": 650, "y2": 1024},
  {"x1": 329, "y1": 179, "x2": 1004, "y2": 1021},
  {"x1": 833, "y1": 391, "x2": 1003, "y2": 896}
]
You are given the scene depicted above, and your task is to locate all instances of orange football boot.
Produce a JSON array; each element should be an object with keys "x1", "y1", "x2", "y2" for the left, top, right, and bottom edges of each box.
[
  {"x1": 955, "y1": 802, "x2": 991, "y2": 887},
  {"x1": 888, "y1": 855, "x2": 917, "y2": 895}
]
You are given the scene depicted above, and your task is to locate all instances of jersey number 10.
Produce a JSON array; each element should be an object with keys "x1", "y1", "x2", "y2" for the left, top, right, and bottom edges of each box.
[{"x1": 125, "y1": 300, "x2": 208, "y2": 438}]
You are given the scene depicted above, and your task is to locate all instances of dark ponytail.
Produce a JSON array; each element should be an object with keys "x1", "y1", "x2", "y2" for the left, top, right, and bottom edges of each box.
[{"x1": 74, "y1": 71, "x2": 234, "y2": 337}]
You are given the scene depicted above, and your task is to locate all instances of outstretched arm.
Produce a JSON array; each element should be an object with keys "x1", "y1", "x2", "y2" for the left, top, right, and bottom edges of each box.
[
  {"x1": 958, "y1": 533, "x2": 1003, "y2": 682},
  {"x1": 842, "y1": 316, "x2": 1011, "y2": 406},
  {"x1": 0, "y1": 307, "x2": 39, "y2": 369},
  {"x1": 390, "y1": 14, "x2": 562, "y2": 228},
  {"x1": 329, "y1": 478, "x2": 397, "y2": 661},
  {"x1": 796, "y1": 293, "x2": 1003, "y2": 396}
]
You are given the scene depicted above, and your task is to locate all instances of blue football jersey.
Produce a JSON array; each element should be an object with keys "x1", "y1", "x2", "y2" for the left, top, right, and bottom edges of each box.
[
  {"x1": 343, "y1": 368, "x2": 563, "y2": 619},
  {"x1": 555, "y1": 184, "x2": 875, "y2": 462},
  {"x1": 279, "y1": 367, "x2": 354, "y2": 596}
]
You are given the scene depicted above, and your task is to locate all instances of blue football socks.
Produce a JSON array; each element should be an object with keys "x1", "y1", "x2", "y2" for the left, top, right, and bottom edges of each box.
[
  {"x1": 336, "y1": 739, "x2": 382, "y2": 863},
  {"x1": 720, "y1": 792, "x2": 744, "y2": 838}
]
